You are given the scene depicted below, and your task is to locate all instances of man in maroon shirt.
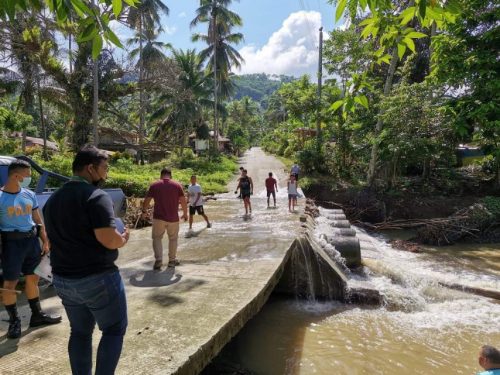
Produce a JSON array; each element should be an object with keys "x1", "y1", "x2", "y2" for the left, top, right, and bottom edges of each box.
[
  {"x1": 141, "y1": 168, "x2": 188, "y2": 270},
  {"x1": 265, "y1": 172, "x2": 278, "y2": 208}
]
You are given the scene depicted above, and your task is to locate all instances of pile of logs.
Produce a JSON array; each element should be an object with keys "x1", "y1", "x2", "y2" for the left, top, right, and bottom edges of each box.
[{"x1": 416, "y1": 203, "x2": 495, "y2": 245}]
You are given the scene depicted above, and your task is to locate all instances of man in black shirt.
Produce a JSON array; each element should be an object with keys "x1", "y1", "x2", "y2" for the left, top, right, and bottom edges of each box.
[{"x1": 43, "y1": 145, "x2": 129, "y2": 375}]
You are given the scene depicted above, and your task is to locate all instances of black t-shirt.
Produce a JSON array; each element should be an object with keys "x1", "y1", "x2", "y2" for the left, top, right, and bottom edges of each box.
[
  {"x1": 240, "y1": 176, "x2": 251, "y2": 192},
  {"x1": 43, "y1": 181, "x2": 118, "y2": 278}
]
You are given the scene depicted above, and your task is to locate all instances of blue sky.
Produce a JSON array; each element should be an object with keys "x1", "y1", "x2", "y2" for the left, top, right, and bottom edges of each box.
[{"x1": 113, "y1": 0, "x2": 340, "y2": 77}]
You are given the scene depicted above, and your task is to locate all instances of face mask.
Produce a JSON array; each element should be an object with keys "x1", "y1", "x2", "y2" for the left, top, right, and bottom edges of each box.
[
  {"x1": 19, "y1": 176, "x2": 32, "y2": 188},
  {"x1": 89, "y1": 165, "x2": 106, "y2": 188},
  {"x1": 92, "y1": 179, "x2": 105, "y2": 188}
]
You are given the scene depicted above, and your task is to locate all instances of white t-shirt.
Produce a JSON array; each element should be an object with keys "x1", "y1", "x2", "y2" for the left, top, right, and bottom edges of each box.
[{"x1": 188, "y1": 184, "x2": 202, "y2": 207}]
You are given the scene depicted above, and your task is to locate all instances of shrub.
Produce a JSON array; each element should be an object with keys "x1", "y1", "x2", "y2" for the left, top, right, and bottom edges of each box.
[{"x1": 483, "y1": 196, "x2": 500, "y2": 219}]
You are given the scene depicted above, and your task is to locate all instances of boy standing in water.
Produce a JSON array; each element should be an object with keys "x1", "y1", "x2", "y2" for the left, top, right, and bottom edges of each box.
[
  {"x1": 287, "y1": 174, "x2": 298, "y2": 212},
  {"x1": 187, "y1": 175, "x2": 211, "y2": 230},
  {"x1": 265, "y1": 172, "x2": 278, "y2": 208},
  {"x1": 235, "y1": 169, "x2": 253, "y2": 215}
]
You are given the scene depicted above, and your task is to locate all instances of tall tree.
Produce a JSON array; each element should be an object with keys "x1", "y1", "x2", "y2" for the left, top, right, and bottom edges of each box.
[
  {"x1": 191, "y1": 0, "x2": 243, "y2": 147},
  {"x1": 432, "y1": 0, "x2": 500, "y2": 186},
  {"x1": 127, "y1": 0, "x2": 169, "y2": 162},
  {"x1": 151, "y1": 48, "x2": 213, "y2": 151}
]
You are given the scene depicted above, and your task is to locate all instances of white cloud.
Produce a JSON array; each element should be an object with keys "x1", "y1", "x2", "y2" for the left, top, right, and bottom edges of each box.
[
  {"x1": 237, "y1": 11, "x2": 324, "y2": 77},
  {"x1": 162, "y1": 25, "x2": 177, "y2": 35},
  {"x1": 178, "y1": 12, "x2": 186, "y2": 18}
]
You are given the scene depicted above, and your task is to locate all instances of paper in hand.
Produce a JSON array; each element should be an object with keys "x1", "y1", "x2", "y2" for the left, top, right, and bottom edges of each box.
[
  {"x1": 115, "y1": 218, "x2": 126, "y2": 234},
  {"x1": 35, "y1": 254, "x2": 53, "y2": 282}
]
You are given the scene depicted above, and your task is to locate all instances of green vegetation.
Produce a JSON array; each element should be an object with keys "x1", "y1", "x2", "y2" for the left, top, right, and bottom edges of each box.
[
  {"x1": 232, "y1": 74, "x2": 295, "y2": 105},
  {"x1": 25, "y1": 148, "x2": 238, "y2": 197},
  {"x1": 0, "y1": 0, "x2": 498, "y2": 200},
  {"x1": 260, "y1": 0, "x2": 499, "y2": 191},
  {"x1": 483, "y1": 196, "x2": 500, "y2": 219}
]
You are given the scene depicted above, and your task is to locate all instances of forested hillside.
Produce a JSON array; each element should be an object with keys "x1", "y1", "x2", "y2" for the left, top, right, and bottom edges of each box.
[{"x1": 232, "y1": 74, "x2": 295, "y2": 105}]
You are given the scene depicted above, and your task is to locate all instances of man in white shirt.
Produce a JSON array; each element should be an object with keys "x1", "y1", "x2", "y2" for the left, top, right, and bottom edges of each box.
[{"x1": 187, "y1": 175, "x2": 211, "y2": 230}]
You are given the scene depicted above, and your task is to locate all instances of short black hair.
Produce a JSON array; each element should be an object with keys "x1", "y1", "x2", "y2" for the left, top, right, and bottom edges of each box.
[
  {"x1": 72, "y1": 145, "x2": 108, "y2": 173},
  {"x1": 239, "y1": 167, "x2": 244, "y2": 170},
  {"x1": 8, "y1": 159, "x2": 31, "y2": 176},
  {"x1": 482, "y1": 345, "x2": 500, "y2": 363},
  {"x1": 191, "y1": 175, "x2": 196, "y2": 178},
  {"x1": 242, "y1": 169, "x2": 248, "y2": 173},
  {"x1": 161, "y1": 168, "x2": 171, "y2": 177},
  {"x1": 268, "y1": 172, "x2": 273, "y2": 177}
]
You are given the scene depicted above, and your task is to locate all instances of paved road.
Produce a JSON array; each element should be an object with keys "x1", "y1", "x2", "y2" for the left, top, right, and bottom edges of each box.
[{"x1": 0, "y1": 148, "x2": 301, "y2": 375}]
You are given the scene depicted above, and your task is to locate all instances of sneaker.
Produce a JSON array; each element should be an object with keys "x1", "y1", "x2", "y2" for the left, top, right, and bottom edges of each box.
[
  {"x1": 168, "y1": 259, "x2": 180, "y2": 267},
  {"x1": 29, "y1": 313, "x2": 62, "y2": 328},
  {"x1": 207, "y1": 222, "x2": 212, "y2": 228},
  {"x1": 7, "y1": 318, "x2": 21, "y2": 339},
  {"x1": 153, "y1": 260, "x2": 162, "y2": 270}
]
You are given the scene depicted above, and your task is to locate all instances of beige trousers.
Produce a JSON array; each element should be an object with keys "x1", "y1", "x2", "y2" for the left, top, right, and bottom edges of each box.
[{"x1": 152, "y1": 219, "x2": 180, "y2": 262}]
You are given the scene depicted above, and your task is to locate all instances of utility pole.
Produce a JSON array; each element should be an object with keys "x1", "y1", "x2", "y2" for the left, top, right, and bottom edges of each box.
[{"x1": 316, "y1": 26, "x2": 323, "y2": 150}]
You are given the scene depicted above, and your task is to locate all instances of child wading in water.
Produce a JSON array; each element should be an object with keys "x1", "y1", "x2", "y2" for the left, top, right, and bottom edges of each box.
[
  {"x1": 235, "y1": 169, "x2": 254, "y2": 215},
  {"x1": 287, "y1": 174, "x2": 298, "y2": 212}
]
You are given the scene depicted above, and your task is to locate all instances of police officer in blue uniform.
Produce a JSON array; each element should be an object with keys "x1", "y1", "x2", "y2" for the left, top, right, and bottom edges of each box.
[{"x1": 0, "y1": 159, "x2": 61, "y2": 339}]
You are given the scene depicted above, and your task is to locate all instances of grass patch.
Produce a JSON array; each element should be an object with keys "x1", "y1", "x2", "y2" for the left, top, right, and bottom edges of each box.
[{"x1": 30, "y1": 151, "x2": 238, "y2": 197}]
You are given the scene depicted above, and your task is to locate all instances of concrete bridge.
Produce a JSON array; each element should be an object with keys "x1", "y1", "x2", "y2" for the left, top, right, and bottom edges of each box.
[{"x1": 0, "y1": 149, "x2": 316, "y2": 374}]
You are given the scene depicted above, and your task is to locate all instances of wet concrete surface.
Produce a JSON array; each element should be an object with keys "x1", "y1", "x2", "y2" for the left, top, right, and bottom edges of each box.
[{"x1": 0, "y1": 148, "x2": 302, "y2": 374}]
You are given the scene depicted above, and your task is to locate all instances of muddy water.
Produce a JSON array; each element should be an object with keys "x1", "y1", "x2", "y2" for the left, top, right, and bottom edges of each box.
[{"x1": 209, "y1": 207, "x2": 500, "y2": 375}]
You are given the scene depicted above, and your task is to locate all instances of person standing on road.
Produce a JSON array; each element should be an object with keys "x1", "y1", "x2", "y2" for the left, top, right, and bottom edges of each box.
[
  {"x1": 43, "y1": 146, "x2": 129, "y2": 374},
  {"x1": 235, "y1": 169, "x2": 253, "y2": 215},
  {"x1": 0, "y1": 159, "x2": 62, "y2": 339},
  {"x1": 291, "y1": 163, "x2": 300, "y2": 180},
  {"x1": 287, "y1": 174, "x2": 299, "y2": 212},
  {"x1": 477, "y1": 345, "x2": 500, "y2": 375},
  {"x1": 265, "y1": 172, "x2": 278, "y2": 208},
  {"x1": 236, "y1": 167, "x2": 244, "y2": 199},
  {"x1": 187, "y1": 175, "x2": 211, "y2": 230},
  {"x1": 142, "y1": 168, "x2": 188, "y2": 269}
]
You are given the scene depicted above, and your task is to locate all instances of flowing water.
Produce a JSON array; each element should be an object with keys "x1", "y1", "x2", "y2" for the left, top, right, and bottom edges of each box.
[{"x1": 210, "y1": 207, "x2": 500, "y2": 375}]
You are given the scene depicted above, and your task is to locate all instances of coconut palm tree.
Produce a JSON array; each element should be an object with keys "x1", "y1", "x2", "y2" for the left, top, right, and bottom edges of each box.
[
  {"x1": 127, "y1": 28, "x2": 170, "y2": 80},
  {"x1": 190, "y1": 0, "x2": 243, "y2": 149},
  {"x1": 126, "y1": 0, "x2": 169, "y2": 162},
  {"x1": 151, "y1": 48, "x2": 214, "y2": 151}
]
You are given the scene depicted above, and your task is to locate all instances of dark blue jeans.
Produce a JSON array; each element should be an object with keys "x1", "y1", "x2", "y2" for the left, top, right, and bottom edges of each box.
[{"x1": 53, "y1": 271, "x2": 128, "y2": 375}]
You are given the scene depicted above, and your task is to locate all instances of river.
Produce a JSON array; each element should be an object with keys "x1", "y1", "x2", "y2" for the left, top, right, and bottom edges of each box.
[{"x1": 205, "y1": 204, "x2": 500, "y2": 375}]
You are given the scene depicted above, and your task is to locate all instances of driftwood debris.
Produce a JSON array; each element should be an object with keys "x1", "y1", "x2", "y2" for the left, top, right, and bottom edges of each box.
[
  {"x1": 357, "y1": 203, "x2": 497, "y2": 246},
  {"x1": 124, "y1": 196, "x2": 219, "y2": 229},
  {"x1": 416, "y1": 203, "x2": 496, "y2": 245}
]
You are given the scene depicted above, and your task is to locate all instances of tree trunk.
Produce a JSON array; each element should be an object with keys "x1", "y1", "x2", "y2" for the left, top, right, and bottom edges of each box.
[
  {"x1": 36, "y1": 76, "x2": 48, "y2": 160},
  {"x1": 92, "y1": 0, "x2": 99, "y2": 146},
  {"x1": 21, "y1": 69, "x2": 35, "y2": 154},
  {"x1": 367, "y1": 47, "x2": 400, "y2": 187},
  {"x1": 69, "y1": 29, "x2": 73, "y2": 74},
  {"x1": 92, "y1": 58, "x2": 99, "y2": 146},
  {"x1": 138, "y1": 17, "x2": 145, "y2": 164},
  {"x1": 212, "y1": 6, "x2": 219, "y2": 155},
  {"x1": 72, "y1": 93, "x2": 93, "y2": 149}
]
